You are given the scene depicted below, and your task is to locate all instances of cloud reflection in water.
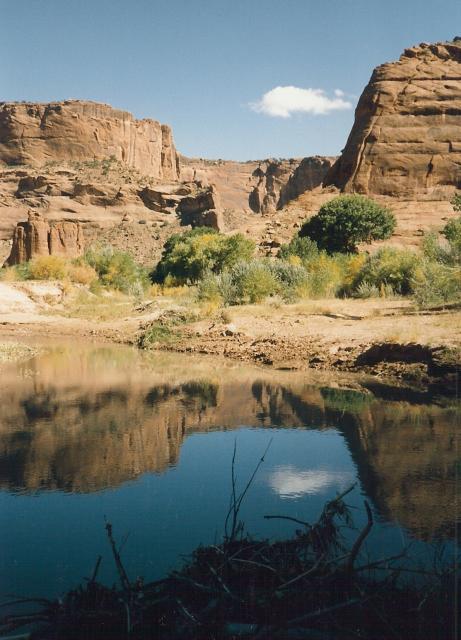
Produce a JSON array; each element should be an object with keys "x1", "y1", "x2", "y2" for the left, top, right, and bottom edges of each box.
[{"x1": 268, "y1": 466, "x2": 354, "y2": 499}]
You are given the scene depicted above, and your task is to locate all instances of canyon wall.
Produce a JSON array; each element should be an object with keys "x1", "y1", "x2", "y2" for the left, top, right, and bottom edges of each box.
[
  {"x1": 325, "y1": 40, "x2": 461, "y2": 197},
  {"x1": 181, "y1": 156, "x2": 334, "y2": 214},
  {"x1": 0, "y1": 100, "x2": 180, "y2": 180}
]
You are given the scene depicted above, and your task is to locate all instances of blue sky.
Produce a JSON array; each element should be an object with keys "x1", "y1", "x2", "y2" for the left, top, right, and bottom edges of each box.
[{"x1": 2, "y1": 0, "x2": 460, "y2": 160}]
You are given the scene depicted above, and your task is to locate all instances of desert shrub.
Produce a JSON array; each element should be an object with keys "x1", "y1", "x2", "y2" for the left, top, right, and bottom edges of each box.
[
  {"x1": 451, "y1": 192, "x2": 461, "y2": 212},
  {"x1": 353, "y1": 281, "x2": 381, "y2": 299},
  {"x1": 197, "y1": 260, "x2": 306, "y2": 306},
  {"x1": 352, "y1": 247, "x2": 420, "y2": 295},
  {"x1": 278, "y1": 236, "x2": 319, "y2": 262},
  {"x1": 230, "y1": 260, "x2": 280, "y2": 304},
  {"x1": 67, "y1": 260, "x2": 98, "y2": 285},
  {"x1": 138, "y1": 311, "x2": 195, "y2": 348},
  {"x1": 27, "y1": 255, "x2": 68, "y2": 280},
  {"x1": 197, "y1": 271, "x2": 227, "y2": 306},
  {"x1": 422, "y1": 226, "x2": 461, "y2": 269},
  {"x1": 299, "y1": 195, "x2": 396, "y2": 253},
  {"x1": 138, "y1": 324, "x2": 177, "y2": 348},
  {"x1": 0, "y1": 266, "x2": 22, "y2": 282},
  {"x1": 84, "y1": 245, "x2": 149, "y2": 294},
  {"x1": 153, "y1": 229, "x2": 255, "y2": 284},
  {"x1": 441, "y1": 215, "x2": 461, "y2": 260},
  {"x1": 412, "y1": 260, "x2": 461, "y2": 308},
  {"x1": 340, "y1": 253, "x2": 368, "y2": 294},
  {"x1": 303, "y1": 252, "x2": 343, "y2": 298},
  {"x1": 198, "y1": 271, "x2": 239, "y2": 307},
  {"x1": 421, "y1": 232, "x2": 452, "y2": 265},
  {"x1": 268, "y1": 261, "x2": 310, "y2": 301}
]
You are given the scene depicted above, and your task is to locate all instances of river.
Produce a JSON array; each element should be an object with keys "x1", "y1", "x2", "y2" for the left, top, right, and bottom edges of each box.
[{"x1": 0, "y1": 342, "x2": 458, "y2": 598}]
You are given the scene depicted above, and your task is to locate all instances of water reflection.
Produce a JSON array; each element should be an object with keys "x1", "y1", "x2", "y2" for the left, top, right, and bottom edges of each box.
[
  {"x1": 0, "y1": 344, "x2": 458, "y2": 542},
  {"x1": 268, "y1": 466, "x2": 355, "y2": 499}
]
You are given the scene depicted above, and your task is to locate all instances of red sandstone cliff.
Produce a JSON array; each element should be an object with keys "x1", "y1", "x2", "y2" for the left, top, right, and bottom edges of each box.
[
  {"x1": 325, "y1": 40, "x2": 461, "y2": 197},
  {"x1": 0, "y1": 100, "x2": 180, "y2": 181}
]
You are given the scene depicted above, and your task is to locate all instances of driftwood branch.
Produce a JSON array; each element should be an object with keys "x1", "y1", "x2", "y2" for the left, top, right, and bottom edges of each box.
[
  {"x1": 346, "y1": 501, "x2": 373, "y2": 572},
  {"x1": 263, "y1": 515, "x2": 311, "y2": 528},
  {"x1": 105, "y1": 522, "x2": 131, "y2": 591}
]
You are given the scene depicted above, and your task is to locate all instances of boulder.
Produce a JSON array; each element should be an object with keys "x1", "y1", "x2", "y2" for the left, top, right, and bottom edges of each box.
[{"x1": 325, "y1": 40, "x2": 461, "y2": 197}]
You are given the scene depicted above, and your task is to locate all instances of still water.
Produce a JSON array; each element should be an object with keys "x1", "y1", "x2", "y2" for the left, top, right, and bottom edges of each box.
[{"x1": 0, "y1": 343, "x2": 458, "y2": 598}]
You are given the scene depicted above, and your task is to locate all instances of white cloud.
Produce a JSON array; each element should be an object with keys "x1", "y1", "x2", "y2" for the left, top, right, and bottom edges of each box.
[
  {"x1": 268, "y1": 466, "x2": 354, "y2": 499},
  {"x1": 250, "y1": 86, "x2": 352, "y2": 118}
]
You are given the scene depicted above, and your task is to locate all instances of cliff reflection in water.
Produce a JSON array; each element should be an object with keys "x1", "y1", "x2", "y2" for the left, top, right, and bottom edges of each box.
[{"x1": 0, "y1": 344, "x2": 458, "y2": 541}]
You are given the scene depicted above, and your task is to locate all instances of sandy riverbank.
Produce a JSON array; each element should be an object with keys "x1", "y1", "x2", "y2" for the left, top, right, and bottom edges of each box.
[{"x1": 0, "y1": 282, "x2": 459, "y2": 392}]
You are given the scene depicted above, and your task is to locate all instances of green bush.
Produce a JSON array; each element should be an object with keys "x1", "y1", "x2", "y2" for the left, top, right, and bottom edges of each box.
[
  {"x1": 231, "y1": 260, "x2": 280, "y2": 304},
  {"x1": 352, "y1": 248, "x2": 420, "y2": 295},
  {"x1": 153, "y1": 229, "x2": 255, "y2": 284},
  {"x1": 451, "y1": 192, "x2": 461, "y2": 212},
  {"x1": 422, "y1": 219, "x2": 461, "y2": 267},
  {"x1": 303, "y1": 252, "x2": 344, "y2": 298},
  {"x1": 278, "y1": 236, "x2": 319, "y2": 262},
  {"x1": 442, "y1": 216, "x2": 461, "y2": 260},
  {"x1": 197, "y1": 259, "x2": 310, "y2": 306},
  {"x1": 197, "y1": 271, "x2": 236, "y2": 306},
  {"x1": 84, "y1": 245, "x2": 149, "y2": 294},
  {"x1": 412, "y1": 260, "x2": 461, "y2": 308},
  {"x1": 299, "y1": 195, "x2": 396, "y2": 253},
  {"x1": 268, "y1": 261, "x2": 310, "y2": 301}
]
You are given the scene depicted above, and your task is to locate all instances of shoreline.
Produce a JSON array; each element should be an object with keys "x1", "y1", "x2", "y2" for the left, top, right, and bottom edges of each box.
[{"x1": 1, "y1": 297, "x2": 459, "y2": 395}]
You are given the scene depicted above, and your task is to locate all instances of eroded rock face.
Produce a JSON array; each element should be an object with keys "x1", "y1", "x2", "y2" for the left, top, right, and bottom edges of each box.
[
  {"x1": 325, "y1": 40, "x2": 461, "y2": 197},
  {"x1": 249, "y1": 160, "x2": 300, "y2": 214},
  {"x1": 250, "y1": 158, "x2": 335, "y2": 214},
  {"x1": 180, "y1": 157, "x2": 334, "y2": 214},
  {"x1": 278, "y1": 157, "x2": 335, "y2": 209},
  {"x1": 6, "y1": 211, "x2": 84, "y2": 265},
  {"x1": 0, "y1": 100, "x2": 180, "y2": 181},
  {"x1": 177, "y1": 185, "x2": 224, "y2": 230}
]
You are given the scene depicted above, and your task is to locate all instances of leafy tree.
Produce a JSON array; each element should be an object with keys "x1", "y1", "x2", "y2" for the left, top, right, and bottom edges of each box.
[
  {"x1": 153, "y1": 228, "x2": 254, "y2": 284},
  {"x1": 299, "y1": 195, "x2": 396, "y2": 253}
]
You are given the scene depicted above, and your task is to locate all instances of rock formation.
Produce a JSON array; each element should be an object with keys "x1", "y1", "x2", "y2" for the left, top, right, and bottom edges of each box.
[
  {"x1": 177, "y1": 184, "x2": 223, "y2": 230},
  {"x1": 278, "y1": 157, "x2": 335, "y2": 208},
  {"x1": 249, "y1": 159, "x2": 301, "y2": 214},
  {"x1": 0, "y1": 100, "x2": 180, "y2": 181},
  {"x1": 6, "y1": 210, "x2": 84, "y2": 265},
  {"x1": 325, "y1": 39, "x2": 461, "y2": 197},
  {"x1": 181, "y1": 157, "x2": 334, "y2": 215}
]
